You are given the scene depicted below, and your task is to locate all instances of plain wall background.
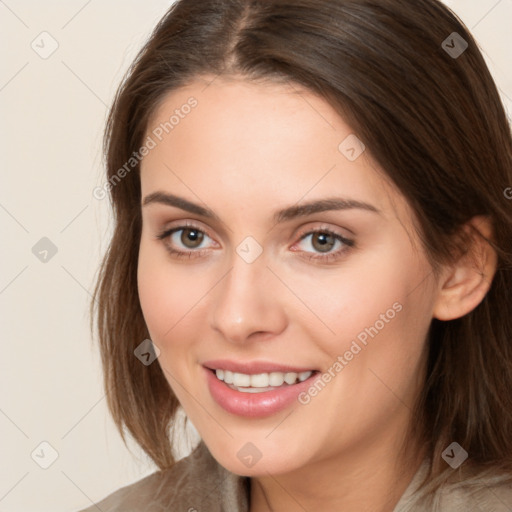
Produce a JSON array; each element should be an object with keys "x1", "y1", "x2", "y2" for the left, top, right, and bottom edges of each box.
[{"x1": 0, "y1": 1, "x2": 510, "y2": 511}]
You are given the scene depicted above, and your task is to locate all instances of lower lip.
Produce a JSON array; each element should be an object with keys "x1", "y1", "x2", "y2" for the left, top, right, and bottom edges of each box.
[{"x1": 204, "y1": 367, "x2": 318, "y2": 418}]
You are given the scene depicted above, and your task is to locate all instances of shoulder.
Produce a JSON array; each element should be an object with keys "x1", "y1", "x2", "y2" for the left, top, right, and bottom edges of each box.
[
  {"x1": 75, "y1": 441, "x2": 249, "y2": 512},
  {"x1": 436, "y1": 471, "x2": 512, "y2": 511},
  {"x1": 395, "y1": 460, "x2": 512, "y2": 512}
]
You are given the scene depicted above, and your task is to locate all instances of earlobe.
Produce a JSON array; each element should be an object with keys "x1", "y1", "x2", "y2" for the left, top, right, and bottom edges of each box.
[{"x1": 433, "y1": 216, "x2": 497, "y2": 321}]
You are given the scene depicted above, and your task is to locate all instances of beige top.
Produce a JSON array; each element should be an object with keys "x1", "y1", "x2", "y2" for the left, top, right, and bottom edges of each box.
[{"x1": 77, "y1": 441, "x2": 512, "y2": 511}]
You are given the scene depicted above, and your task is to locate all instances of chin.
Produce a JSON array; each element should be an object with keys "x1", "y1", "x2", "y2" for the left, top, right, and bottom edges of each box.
[{"x1": 203, "y1": 436, "x2": 308, "y2": 477}]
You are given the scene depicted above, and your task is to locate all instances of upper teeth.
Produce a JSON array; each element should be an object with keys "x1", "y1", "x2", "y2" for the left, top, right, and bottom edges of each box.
[{"x1": 215, "y1": 369, "x2": 313, "y2": 387}]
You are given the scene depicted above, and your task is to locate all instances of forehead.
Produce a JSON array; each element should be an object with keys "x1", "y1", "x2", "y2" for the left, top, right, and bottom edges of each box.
[
  {"x1": 140, "y1": 76, "x2": 406, "y2": 223},
  {"x1": 145, "y1": 76, "x2": 345, "y2": 164}
]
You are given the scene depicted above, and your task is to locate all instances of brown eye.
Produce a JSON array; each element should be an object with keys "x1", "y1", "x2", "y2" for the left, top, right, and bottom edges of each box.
[
  {"x1": 180, "y1": 228, "x2": 204, "y2": 248},
  {"x1": 311, "y1": 232, "x2": 336, "y2": 253},
  {"x1": 294, "y1": 229, "x2": 354, "y2": 262}
]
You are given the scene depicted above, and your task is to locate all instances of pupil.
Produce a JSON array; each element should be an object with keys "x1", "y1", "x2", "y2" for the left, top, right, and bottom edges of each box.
[
  {"x1": 181, "y1": 229, "x2": 203, "y2": 248},
  {"x1": 313, "y1": 233, "x2": 334, "y2": 253}
]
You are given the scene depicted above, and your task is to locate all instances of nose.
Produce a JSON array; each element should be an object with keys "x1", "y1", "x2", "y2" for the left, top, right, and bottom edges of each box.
[{"x1": 209, "y1": 251, "x2": 288, "y2": 345}]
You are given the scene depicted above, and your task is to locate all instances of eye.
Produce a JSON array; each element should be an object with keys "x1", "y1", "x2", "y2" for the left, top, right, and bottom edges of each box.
[
  {"x1": 155, "y1": 223, "x2": 354, "y2": 262},
  {"x1": 156, "y1": 222, "x2": 216, "y2": 258},
  {"x1": 171, "y1": 227, "x2": 208, "y2": 249},
  {"x1": 294, "y1": 228, "x2": 354, "y2": 262}
]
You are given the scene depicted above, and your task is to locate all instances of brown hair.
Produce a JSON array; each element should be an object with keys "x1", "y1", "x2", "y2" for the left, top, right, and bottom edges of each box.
[{"x1": 91, "y1": 0, "x2": 512, "y2": 498}]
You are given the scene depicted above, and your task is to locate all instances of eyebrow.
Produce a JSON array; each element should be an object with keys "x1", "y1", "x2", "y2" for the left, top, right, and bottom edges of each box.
[{"x1": 142, "y1": 191, "x2": 380, "y2": 223}]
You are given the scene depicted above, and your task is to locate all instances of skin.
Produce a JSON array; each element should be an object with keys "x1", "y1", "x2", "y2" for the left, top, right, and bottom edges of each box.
[{"x1": 137, "y1": 76, "x2": 496, "y2": 512}]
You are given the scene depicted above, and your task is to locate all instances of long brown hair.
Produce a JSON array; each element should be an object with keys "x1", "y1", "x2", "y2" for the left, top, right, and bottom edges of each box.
[{"x1": 91, "y1": 0, "x2": 512, "y2": 497}]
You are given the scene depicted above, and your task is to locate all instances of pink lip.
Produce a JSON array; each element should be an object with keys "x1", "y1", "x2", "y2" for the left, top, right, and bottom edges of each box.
[
  {"x1": 202, "y1": 359, "x2": 317, "y2": 374},
  {"x1": 203, "y1": 366, "x2": 319, "y2": 418}
]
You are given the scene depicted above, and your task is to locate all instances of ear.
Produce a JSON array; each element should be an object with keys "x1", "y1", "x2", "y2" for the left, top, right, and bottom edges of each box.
[{"x1": 433, "y1": 216, "x2": 498, "y2": 321}]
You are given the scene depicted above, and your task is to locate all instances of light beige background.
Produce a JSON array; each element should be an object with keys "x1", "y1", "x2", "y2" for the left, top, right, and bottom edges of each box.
[{"x1": 0, "y1": 1, "x2": 510, "y2": 511}]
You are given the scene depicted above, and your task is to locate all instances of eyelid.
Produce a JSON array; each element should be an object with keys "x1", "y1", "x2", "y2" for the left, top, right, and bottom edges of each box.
[
  {"x1": 157, "y1": 222, "x2": 351, "y2": 244},
  {"x1": 157, "y1": 220, "x2": 217, "y2": 243},
  {"x1": 293, "y1": 223, "x2": 353, "y2": 244},
  {"x1": 155, "y1": 221, "x2": 220, "y2": 259},
  {"x1": 156, "y1": 220, "x2": 355, "y2": 262}
]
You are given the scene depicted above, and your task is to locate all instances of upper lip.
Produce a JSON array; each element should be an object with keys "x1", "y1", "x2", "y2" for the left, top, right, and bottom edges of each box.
[{"x1": 203, "y1": 359, "x2": 317, "y2": 374}]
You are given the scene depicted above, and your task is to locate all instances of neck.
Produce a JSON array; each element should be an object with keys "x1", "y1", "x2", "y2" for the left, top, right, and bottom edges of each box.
[{"x1": 249, "y1": 424, "x2": 426, "y2": 512}]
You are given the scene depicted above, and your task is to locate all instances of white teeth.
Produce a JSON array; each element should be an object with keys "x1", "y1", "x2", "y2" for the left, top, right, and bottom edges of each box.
[
  {"x1": 298, "y1": 371, "x2": 312, "y2": 382},
  {"x1": 237, "y1": 386, "x2": 274, "y2": 393},
  {"x1": 214, "y1": 369, "x2": 314, "y2": 388},
  {"x1": 250, "y1": 373, "x2": 269, "y2": 387},
  {"x1": 232, "y1": 373, "x2": 251, "y2": 387},
  {"x1": 284, "y1": 372, "x2": 298, "y2": 384},
  {"x1": 269, "y1": 372, "x2": 285, "y2": 386}
]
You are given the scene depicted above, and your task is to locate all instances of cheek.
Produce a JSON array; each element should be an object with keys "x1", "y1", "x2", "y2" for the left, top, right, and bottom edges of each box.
[
  {"x1": 137, "y1": 247, "x2": 204, "y2": 402},
  {"x1": 137, "y1": 239, "x2": 217, "y2": 365},
  {"x1": 285, "y1": 248, "x2": 427, "y2": 351},
  {"x1": 137, "y1": 241, "x2": 194, "y2": 342},
  {"x1": 321, "y1": 259, "x2": 432, "y2": 402},
  {"x1": 289, "y1": 243, "x2": 434, "y2": 409},
  {"x1": 137, "y1": 254, "x2": 172, "y2": 338}
]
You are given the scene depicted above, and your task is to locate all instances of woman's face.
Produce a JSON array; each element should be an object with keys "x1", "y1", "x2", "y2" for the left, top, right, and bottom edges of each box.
[{"x1": 138, "y1": 76, "x2": 441, "y2": 476}]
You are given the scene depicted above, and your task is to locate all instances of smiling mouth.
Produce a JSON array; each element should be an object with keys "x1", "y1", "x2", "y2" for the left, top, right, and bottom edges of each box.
[{"x1": 210, "y1": 368, "x2": 317, "y2": 393}]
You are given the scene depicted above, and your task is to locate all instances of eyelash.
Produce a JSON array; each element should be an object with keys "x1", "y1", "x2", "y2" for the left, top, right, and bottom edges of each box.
[{"x1": 155, "y1": 222, "x2": 355, "y2": 263}]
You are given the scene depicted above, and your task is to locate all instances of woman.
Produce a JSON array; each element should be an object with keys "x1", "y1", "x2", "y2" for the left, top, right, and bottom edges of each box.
[{"x1": 80, "y1": 0, "x2": 512, "y2": 510}]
